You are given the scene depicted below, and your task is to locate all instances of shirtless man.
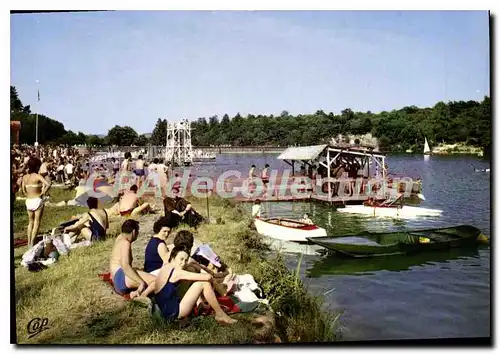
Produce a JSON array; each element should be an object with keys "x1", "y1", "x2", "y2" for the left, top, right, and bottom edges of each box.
[
  {"x1": 118, "y1": 185, "x2": 151, "y2": 217},
  {"x1": 109, "y1": 219, "x2": 156, "y2": 299},
  {"x1": 64, "y1": 197, "x2": 109, "y2": 242},
  {"x1": 261, "y1": 164, "x2": 270, "y2": 192},
  {"x1": 65, "y1": 159, "x2": 74, "y2": 183},
  {"x1": 249, "y1": 165, "x2": 256, "y2": 179},
  {"x1": 121, "y1": 152, "x2": 132, "y2": 172},
  {"x1": 39, "y1": 159, "x2": 50, "y2": 181},
  {"x1": 134, "y1": 155, "x2": 145, "y2": 178}
]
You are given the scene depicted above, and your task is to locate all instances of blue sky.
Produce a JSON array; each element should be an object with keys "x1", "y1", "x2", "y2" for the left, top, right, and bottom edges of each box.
[{"x1": 10, "y1": 11, "x2": 490, "y2": 135}]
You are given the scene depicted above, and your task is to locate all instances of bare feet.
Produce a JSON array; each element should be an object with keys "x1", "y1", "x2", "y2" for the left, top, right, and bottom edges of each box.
[
  {"x1": 132, "y1": 296, "x2": 151, "y2": 306},
  {"x1": 130, "y1": 290, "x2": 140, "y2": 299},
  {"x1": 215, "y1": 314, "x2": 237, "y2": 325}
]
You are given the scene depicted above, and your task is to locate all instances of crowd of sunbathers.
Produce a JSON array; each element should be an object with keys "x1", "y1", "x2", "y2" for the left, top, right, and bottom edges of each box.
[
  {"x1": 11, "y1": 144, "x2": 187, "y2": 247},
  {"x1": 13, "y1": 144, "x2": 238, "y2": 325}
]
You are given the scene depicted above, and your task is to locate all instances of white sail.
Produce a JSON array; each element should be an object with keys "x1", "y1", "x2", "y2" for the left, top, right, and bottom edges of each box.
[{"x1": 424, "y1": 137, "x2": 431, "y2": 154}]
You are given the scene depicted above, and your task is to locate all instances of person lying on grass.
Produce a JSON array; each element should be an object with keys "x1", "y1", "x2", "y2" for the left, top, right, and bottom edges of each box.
[
  {"x1": 109, "y1": 219, "x2": 156, "y2": 299},
  {"x1": 64, "y1": 196, "x2": 109, "y2": 243},
  {"x1": 154, "y1": 245, "x2": 237, "y2": 325},
  {"x1": 143, "y1": 214, "x2": 178, "y2": 276},
  {"x1": 118, "y1": 185, "x2": 152, "y2": 218}
]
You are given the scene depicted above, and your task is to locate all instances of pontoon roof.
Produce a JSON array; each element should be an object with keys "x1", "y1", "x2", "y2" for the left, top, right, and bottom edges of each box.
[{"x1": 277, "y1": 144, "x2": 328, "y2": 161}]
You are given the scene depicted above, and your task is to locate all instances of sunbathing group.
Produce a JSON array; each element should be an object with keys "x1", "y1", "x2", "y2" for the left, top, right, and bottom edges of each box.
[{"x1": 109, "y1": 215, "x2": 237, "y2": 325}]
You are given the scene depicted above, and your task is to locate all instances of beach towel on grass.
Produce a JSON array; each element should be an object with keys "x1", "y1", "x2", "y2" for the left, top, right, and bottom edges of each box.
[
  {"x1": 14, "y1": 238, "x2": 28, "y2": 248},
  {"x1": 192, "y1": 295, "x2": 259, "y2": 316},
  {"x1": 13, "y1": 217, "x2": 77, "y2": 249}
]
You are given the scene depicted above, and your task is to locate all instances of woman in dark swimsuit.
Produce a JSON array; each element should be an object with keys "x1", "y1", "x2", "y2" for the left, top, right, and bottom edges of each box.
[
  {"x1": 64, "y1": 197, "x2": 108, "y2": 242},
  {"x1": 154, "y1": 246, "x2": 237, "y2": 325}
]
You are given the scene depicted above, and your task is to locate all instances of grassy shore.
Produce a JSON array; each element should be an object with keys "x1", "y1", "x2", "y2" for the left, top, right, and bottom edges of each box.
[
  {"x1": 13, "y1": 191, "x2": 339, "y2": 344},
  {"x1": 432, "y1": 142, "x2": 484, "y2": 155},
  {"x1": 13, "y1": 188, "x2": 86, "y2": 237}
]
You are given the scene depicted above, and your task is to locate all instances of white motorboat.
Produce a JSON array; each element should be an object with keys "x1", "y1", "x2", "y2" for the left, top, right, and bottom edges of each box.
[
  {"x1": 254, "y1": 217, "x2": 327, "y2": 242},
  {"x1": 337, "y1": 204, "x2": 443, "y2": 218}
]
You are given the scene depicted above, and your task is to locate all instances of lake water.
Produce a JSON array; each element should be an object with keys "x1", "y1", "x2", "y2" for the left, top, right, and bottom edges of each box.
[{"x1": 191, "y1": 153, "x2": 491, "y2": 341}]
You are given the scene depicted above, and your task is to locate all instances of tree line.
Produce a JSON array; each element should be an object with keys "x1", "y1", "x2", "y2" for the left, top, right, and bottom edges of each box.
[
  {"x1": 11, "y1": 85, "x2": 490, "y2": 153},
  {"x1": 189, "y1": 97, "x2": 490, "y2": 153}
]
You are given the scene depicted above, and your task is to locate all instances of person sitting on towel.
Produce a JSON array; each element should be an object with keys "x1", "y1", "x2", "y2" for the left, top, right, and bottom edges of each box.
[
  {"x1": 164, "y1": 192, "x2": 204, "y2": 228},
  {"x1": 118, "y1": 185, "x2": 151, "y2": 217},
  {"x1": 109, "y1": 219, "x2": 156, "y2": 299},
  {"x1": 64, "y1": 197, "x2": 109, "y2": 242},
  {"x1": 164, "y1": 231, "x2": 229, "y2": 294},
  {"x1": 191, "y1": 244, "x2": 233, "y2": 295},
  {"x1": 153, "y1": 245, "x2": 237, "y2": 325},
  {"x1": 251, "y1": 199, "x2": 262, "y2": 218},
  {"x1": 143, "y1": 214, "x2": 178, "y2": 276}
]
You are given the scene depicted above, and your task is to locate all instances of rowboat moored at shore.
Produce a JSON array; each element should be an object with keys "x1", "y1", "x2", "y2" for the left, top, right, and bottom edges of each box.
[
  {"x1": 337, "y1": 204, "x2": 443, "y2": 218},
  {"x1": 307, "y1": 225, "x2": 489, "y2": 258},
  {"x1": 254, "y1": 217, "x2": 327, "y2": 242}
]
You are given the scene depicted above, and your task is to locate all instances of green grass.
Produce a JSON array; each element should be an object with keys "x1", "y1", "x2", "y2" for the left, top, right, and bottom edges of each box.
[
  {"x1": 16, "y1": 186, "x2": 77, "y2": 203},
  {"x1": 46, "y1": 187, "x2": 77, "y2": 203},
  {"x1": 12, "y1": 200, "x2": 87, "y2": 237},
  {"x1": 13, "y1": 195, "x2": 339, "y2": 344}
]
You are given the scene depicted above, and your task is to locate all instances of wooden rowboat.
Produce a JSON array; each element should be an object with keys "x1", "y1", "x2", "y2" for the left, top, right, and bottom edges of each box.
[
  {"x1": 254, "y1": 217, "x2": 327, "y2": 242},
  {"x1": 307, "y1": 225, "x2": 489, "y2": 258}
]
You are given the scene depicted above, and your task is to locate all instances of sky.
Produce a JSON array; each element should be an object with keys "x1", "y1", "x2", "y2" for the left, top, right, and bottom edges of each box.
[{"x1": 10, "y1": 10, "x2": 490, "y2": 135}]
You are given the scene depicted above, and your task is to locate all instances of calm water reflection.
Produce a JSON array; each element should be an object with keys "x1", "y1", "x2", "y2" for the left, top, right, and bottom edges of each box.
[{"x1": 194, "y1": 153, "x2": 491, "y2": 340}]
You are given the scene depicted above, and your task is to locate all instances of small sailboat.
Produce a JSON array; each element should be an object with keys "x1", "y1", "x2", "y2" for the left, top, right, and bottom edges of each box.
[{"x1": 423, "y1": 137, "x2": 431, "y2": 155}]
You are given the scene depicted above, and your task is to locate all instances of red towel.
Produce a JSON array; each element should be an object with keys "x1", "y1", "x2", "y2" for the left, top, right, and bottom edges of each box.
[
  {"x1": 14, "y1": 238, "x2": 28, "y2": 248},
  {"x1": 192, "y1": 296, "x2": 241, "y2": 317},
  {"x1": 98, "y1": 272, "x2": 131, "y2": 300}
]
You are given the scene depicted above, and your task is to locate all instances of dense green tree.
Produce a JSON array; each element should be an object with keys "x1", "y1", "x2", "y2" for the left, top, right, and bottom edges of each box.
[
  {"x1": 106, "y1": 125, "x2": 138, "y2": 146},
  {"x1": 151, "y1": 118, "x2": 168, "y2": 145},
  {"x1": 10, "y1": 86, "x2": 24, "y2": 113},
  {"x1": 10, "y1": 85, "x2": 491, "y2": 151},
  {"x1": 86, "y1": 135, "x2": 105, "y2": 146},
  {"x1": 135, "y1": 134, "x2": 150, "y2": 146}
]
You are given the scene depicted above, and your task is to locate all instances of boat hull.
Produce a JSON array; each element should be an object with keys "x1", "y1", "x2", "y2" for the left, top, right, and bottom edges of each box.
[
  {"x1": 337, "y1": 205, "x2": 443, "y2": 218},
  {"x1": 307, "y1": 225, "x2": 487, "y2": 258},
  {"x1": 254, "y1": 218, "x2": 327, "y2": 242}
]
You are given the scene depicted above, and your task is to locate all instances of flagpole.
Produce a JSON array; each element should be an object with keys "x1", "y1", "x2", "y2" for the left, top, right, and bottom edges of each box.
[{"x1": 35, "y1": 80, "x2": 39, "y2": 148}]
